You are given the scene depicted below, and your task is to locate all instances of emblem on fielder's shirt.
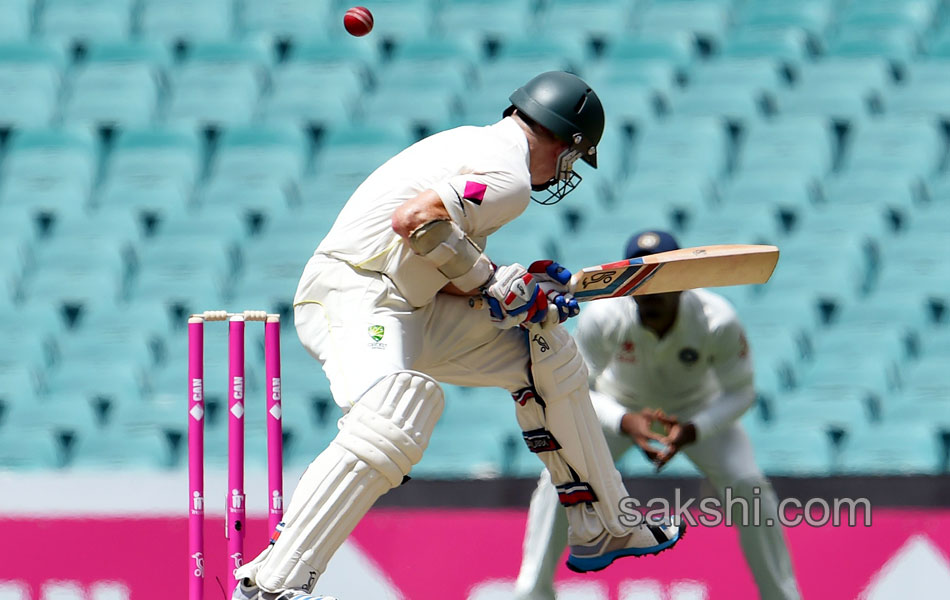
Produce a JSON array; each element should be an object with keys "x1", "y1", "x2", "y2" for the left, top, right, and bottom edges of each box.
[
  {"x1": 368, "y1": 325, "x2": 386, "y2": 349},
  {"x1": 463, "y1": 180, "x2": 487, "y2": 205},
  {"x1": 679, "y1": 348, "x2": 700, "y2": 365}
]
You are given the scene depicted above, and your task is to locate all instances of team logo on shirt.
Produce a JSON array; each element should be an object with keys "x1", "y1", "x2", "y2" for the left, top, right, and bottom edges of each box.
[
  {"x1": 462, "y1": 180, "x2": 487, "y2": 205},
  {"x1": 618, "y1": 340, "x2": 636, "y2": 363},
  {"x1": 368, "y1": 324, "x2": 386, "y2": 349},
  {"x1": 678, "y1": 347, "x2": 700, "y2": 365}
]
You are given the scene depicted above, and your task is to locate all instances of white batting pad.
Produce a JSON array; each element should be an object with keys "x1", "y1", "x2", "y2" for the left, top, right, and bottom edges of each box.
[
  {"x1": 517, "y1": 325, "x2": 631, "y2": 542},
  {"x1": 245, "y1": 371, "x2": 444, "y2": 592}
]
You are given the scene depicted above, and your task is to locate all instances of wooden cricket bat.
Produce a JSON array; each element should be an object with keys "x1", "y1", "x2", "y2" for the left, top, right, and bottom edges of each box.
[{"x1": 470, "y1": 244, "x2": 779, "y2": 308}]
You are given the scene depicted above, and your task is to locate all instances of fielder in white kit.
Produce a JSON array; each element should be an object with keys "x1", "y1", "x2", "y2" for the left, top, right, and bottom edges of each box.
[
  {"x1": 232, "y1": 73, "x2": 685, "y2": 600},
  {"x1": 514, "y1": 230, "x2": 801, "y2": 600}
]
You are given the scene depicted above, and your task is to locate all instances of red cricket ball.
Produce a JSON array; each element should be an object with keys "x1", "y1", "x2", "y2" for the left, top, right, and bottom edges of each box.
[{"x1": 343, "y1": 6, "x2": 374, "y2": 37}]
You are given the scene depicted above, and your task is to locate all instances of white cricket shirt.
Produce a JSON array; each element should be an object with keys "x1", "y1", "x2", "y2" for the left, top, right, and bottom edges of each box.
[
  {"x1": 314, "y1": 117, "x2": 532, "y2": 307},
  {"x1": 574, "y1": 289, "x2": 755, "y2": 440}
]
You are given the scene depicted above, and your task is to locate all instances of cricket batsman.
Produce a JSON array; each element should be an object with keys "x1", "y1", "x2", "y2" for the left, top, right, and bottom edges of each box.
[{"x1": 231, "y1": 72, "x2": 686, "y2": 600}]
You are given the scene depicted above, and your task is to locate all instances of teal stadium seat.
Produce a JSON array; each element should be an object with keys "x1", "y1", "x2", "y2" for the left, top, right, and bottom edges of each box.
[
  {"x1": 720, "y1": 28, "x2": 809, "y2": 65},
  {"x1": 589, "y1": 33, "x2": 695, "y2": 96},
  {"x1": 70, "y1": 429, "x2": 175, "y2": 469},
  {"x1": 2, "y1": 396, "x2": 100, "y2": 440},
  {"x1": 717, "y1": 171, "x2": 815, "y2": 226},
  {"x1": 589, "y1": 80, "x2": 661, "y2": 132},
  {"x1": 614, "y1": 175, "x2": 711, "y2": 228},
  {"x1": 837, "y1": 424, "x2": 941, "y2": 474},
  {"x1": 360, "y1": 88, "x2": 463, "y2": 136},
  {"x1": 312, "y1": 122, "x2": 415, "y2": 192},
  {"x1": 437, "y1": 0, "x2": 536, "y2": 45},
  {"x1": 152, "y1": 208, "x2": 247, "y2": 249},
  {"x1": 479, "y1": 37, "x2": 584, "y2": 95},
  {"x1": 632, "y1": 117, "x2": 728, "y2": 179},
  {"x1": 238, "y1": 0, "x2": 332, "y2": 42},
  {"x1": 1, "y1": 128, "x2": 97, "y2": 202},
  {"x1": 166, "y1": 41, "x2": 269, "y2": 129},
  {"x1": 128, "y1": 238, "x2": 232, "y2": 309},
  {"x1": 0, "y1": 430, "x2": 62, "y2": 469},
  {"x1": 874, "y1": 233, "x2": 950, "y2": 296},
  {"x1": 775, "y1": 83, "x2": 876, "y2": 125},
  {"x1": 229, "y1": 226, "x2": 320, "y2": 311},
  {"x1": 841, "y1": 118, "x2": 942, "y2": 178},
  {"x1": 747, "y1": 423, "x2": 834, "y2": 475},
  {"x1": 140, "y1": 0, "x2": 234, "y2": 44},
  {"x1": 94, "y1": 179, "x2": 190, "y2": 220},
  {"x1": 686, "y1": 202, "x2": 783, "y2": 246},
  {"x1": 733, "y1": 0, "x2": 833, "y2": 41},
  {"x1": 0, "y1": 42, "x2": 64, "y2": 128},
  {"x1": 50, "y1": 205, "x2": 144, "y2": 251},
  {"x1": 796, "y1": 58, "x2": 893, "y2": 96},
  {"x1": 209, "y1": 123, "x2": 308, "y2": 189},
  {"x1": 38, "y1": 0, "x2": 132, "y2": 45},
  {"x1": 22, "y1": 236, "x2": 130, "y2": 308},
  {"x1": 0, "y1": 331, "x2": 51, "y2": 378},
  {"x1": 196, "y1": 179, "x2": 292, "y2": 223},
  {"x1": 43, "y1": 359, "x2": 144, "y2": 407},
  {"x1": 825, "y1": 28, "x2": 919, "y2": 67},
  {"x1": 62, "y1": 41, "x2": 170, "y2": 128},
  {"x1": 821, "y1": 172, "x2": 918, "y2": 234},
  {"x1": 757, "y1": 236, "x2": 870, "y2": 309},
  {"x1": 106, "y1": 127, "x2": 202, "y2": 194},
  {"x1": 380, "y1": 39, "x2": 479, "y2": 94},
  {"x1": 0, "y1": 237, "x2": 31, "y2": 301},
  {"x1": 668, "y1": 83, "x2": 766, "y2": 126},
  {"x1": 262, "y1": 40, "x2": 367, "y2": 128},
  {"x1": 0, "y1": 0, "x2": 31, "y2": 42},
  {"x1": 535, "y1": 0, "x2": 633, "y2": 45},
  {"x1": 687, "y1": 58, "x2": 785, "y2": 95},
  {"x1": 916, "y1": 327, "x2": 950, "y2": 361},
  {"x1": 635, "y1": 1, "x2": 731, "y2": 53},
  {"x1": 838, "y1": 0, "x2": 936, "y2": 38}
]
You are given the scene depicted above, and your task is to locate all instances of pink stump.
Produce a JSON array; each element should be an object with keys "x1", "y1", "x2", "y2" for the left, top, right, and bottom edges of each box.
[
  {"x1": 227, "y1": 316, "x2": 246, "y2": 595},
  {"x1": 188, "y1": 317, "x2": 205, "y2": 600},
  {"x1": 265, "y1": 316, "x2": 284, "y2": 535}
]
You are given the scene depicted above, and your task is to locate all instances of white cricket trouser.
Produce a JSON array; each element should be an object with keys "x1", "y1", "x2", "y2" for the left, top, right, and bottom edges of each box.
[
  {"x1": 515, "y1": 416, "x2": 801, "y2": 600},
  {"x1": 273, "y1": 254, "x2": 631, "y2": 584},
  {"x1": 293, "y1": 254, "x2": 542, "y2": 407}
]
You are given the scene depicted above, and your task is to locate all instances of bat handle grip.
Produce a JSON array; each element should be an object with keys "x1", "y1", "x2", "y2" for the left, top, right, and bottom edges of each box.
[{"x1": 468, "y1": 295, "x2": 485, "y2": 310}]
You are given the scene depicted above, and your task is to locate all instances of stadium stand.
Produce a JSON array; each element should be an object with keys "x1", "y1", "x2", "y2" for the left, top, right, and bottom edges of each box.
[{"x1": 0, "y1": 0, "x2": 947, "y2": 478}]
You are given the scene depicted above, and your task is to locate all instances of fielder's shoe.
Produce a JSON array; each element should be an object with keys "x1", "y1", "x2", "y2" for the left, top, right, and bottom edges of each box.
[
  {"x1": 566, "y1": 519, "x2": 686, "y2": 573},
  {"x1": 232, "y1": 578, "x2": 338, "y2": 600}
]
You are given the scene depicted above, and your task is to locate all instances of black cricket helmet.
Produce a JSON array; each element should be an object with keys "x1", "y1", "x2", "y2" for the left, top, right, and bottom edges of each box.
[{"x1": 505, "y1": 71, "x2": 605, "y2": 204}]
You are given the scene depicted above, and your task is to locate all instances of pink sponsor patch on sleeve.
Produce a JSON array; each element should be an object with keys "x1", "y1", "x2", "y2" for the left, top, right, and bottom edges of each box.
[{"x1": 462, "y1": 181, "x2": 488, "y2": 205}]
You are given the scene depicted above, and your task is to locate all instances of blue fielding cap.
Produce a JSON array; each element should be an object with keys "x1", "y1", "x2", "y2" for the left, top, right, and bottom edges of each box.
[{"x1": 624, "y1": 229, "x2": 680, "y2": 259}]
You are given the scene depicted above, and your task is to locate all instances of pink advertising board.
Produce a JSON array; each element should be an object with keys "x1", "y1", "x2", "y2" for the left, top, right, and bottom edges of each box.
[{"x1": 2, "y1": 508, "x2": 950, "y2": 598}]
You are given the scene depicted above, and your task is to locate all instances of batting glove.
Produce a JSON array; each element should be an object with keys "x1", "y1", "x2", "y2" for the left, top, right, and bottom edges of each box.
[
  {"x1": 481, "y1": 263, "x2": 549, "y2": 329},
  {"x1": 528, "y1": 260, "x2": 580, "y2": 326}
]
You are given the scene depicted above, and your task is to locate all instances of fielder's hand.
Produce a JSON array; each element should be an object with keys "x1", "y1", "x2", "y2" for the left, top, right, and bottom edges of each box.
[
  {"x1": 528, "y1": 260, "x2": 580, "y2": 327},
  {"x1": 620, "y1": 409, "x2": 670, "y2": 464},
  {"x1": 481, "y1": 263, "x2": 548, "y2": 329},
  {"x1": 652, "y1": 411, "x2": 697, "y2": 471}
]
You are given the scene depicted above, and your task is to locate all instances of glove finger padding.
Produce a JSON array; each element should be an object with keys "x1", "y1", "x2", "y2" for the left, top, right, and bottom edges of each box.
[
  {"x1": 528, "y1": 260, "x2": 580, "y2": 324},
  {"x1": 482, "y1": 263, "x2": 548, "y2": 329}
]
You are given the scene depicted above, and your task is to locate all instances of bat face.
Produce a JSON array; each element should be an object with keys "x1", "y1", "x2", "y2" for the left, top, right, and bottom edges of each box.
[{"x1": 570, "y1": 244, "x2": 779, "y2": 301}]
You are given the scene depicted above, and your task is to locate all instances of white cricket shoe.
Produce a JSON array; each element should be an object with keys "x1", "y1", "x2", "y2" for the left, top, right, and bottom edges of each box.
[
  {"x1": 232, "y1": 578, "x2": 338, "y2": 600},
  {"x1": 566, "y1": 519, "x2": 686, "y2": 573}
]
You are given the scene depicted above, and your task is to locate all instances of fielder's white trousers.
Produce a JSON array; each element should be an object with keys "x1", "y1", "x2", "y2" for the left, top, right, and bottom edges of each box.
[{"x1": 515, "y1": 409, "x2": 801, "y2": 600}]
